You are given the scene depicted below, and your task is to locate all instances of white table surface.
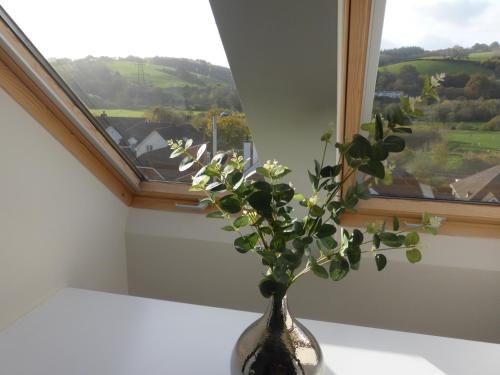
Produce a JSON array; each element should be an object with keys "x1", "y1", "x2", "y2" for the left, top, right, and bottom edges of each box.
[{"x1": 0, "y1": 288, "x2": 499, "y2": 375}]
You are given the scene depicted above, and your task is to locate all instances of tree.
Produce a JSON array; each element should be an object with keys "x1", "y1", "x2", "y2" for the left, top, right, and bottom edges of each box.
[
  {"x1": 147, "y1": 107, "x2": 184, "y2": 124},
  {"x1": 193, "y1": 108, "x2": 251, "y2": 151},
  {"x1": 464, "y1": 75, "x2": 496, "y2": 99}
]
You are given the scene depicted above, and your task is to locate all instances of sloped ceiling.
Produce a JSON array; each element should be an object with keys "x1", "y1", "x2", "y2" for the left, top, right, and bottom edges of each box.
[{"x1": 210, "y1": 0, "x2": 338, "y2": 193}]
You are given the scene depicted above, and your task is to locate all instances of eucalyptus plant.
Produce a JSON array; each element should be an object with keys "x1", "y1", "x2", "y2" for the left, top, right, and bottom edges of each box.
[{"x1": 168, "y1": 74, "x2": 443, "y2": 299}]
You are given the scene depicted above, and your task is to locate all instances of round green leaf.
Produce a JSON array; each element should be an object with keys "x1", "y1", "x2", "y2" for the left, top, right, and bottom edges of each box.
[
  {"x1": 406, "y1": 248, "x2": 422, "y2": 263},
  {"x1": 234, "y1": 233, "x2": 259, "y2": 253},
  {"x1": 320, "y1": 165, "x2": 341, "y2": 178},
  {"x1": 379, "y1": 232, "x2": 403, "y2": 247},
  {"x1": 233, "y1": 215, "x2": 251, "y2": 228},
  {"x1": 358, "y1": 160, "x2": 385, "y2": 179},
  {"x1": 310, "y1": 205, "x2": 325, "y2": 217},
  {"x1": 329, "y1": 255, "x2": 350, "y2": 281},
  {"x1": 311, "y1": 262, "x2": 329, "y2": 279},
  {"x1": 346, "y1": 246, "x2": 361, "y2": 270},
  {"x1": 405, "y1": 232, "x2": 420, "y2": 247},
  {"x1": 222, "y1": 225, "x2": 235, "y2": 231},
  {"x1": 349, "y1": 134, "x2": 372, "y2": 159},
  {"x1": 247, "y1": 191, "x2": 272, "y2": 211},
  {"x1": 375, "y1": 253, "x2": 387, "y2": 271},
  {"x1": 316, "y1": 224, "x2": 336, "y2": 238},
  {"x1": 219, "y1": 195, "x2": 241, "y2": 214},
  {"x1": 351, "y1": 229, "x2": 364, "y2": 246}
]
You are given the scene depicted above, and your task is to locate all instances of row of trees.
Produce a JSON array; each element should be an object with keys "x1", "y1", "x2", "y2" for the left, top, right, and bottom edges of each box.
[{"x1": 379, "y1": 42, "x2": 500, "y2": 66}]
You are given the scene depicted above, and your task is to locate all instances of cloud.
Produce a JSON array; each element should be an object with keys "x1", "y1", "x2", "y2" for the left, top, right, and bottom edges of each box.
[{"x1": 423, "y1": 0, "x2": 491, "y2": 25}]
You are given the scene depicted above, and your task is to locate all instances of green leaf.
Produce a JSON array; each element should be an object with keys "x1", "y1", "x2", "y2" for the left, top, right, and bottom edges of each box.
[
  {"x1": 329, "y1": 255, "x2": 350, "y2": 281},
  {"x1": 392, "y1": 216, "x2": 399, "y2": 231},
  {"x1": 234, "y1": 233, "x2": 259, "y2": 253},
  {"x1": 222, "y1": 225, "x2": 235, "y2": 231},
  {"x1": 375, "y1": 113, "x2": 384, "y2": 141},
  {"x1": 169, "y1": 147, "x2": 183, "y2": 159},
  {"x1": 184, "y1": 139, "x2": 193, "y2": 149},
  {"x1": 310, "y1": 205, "x2": 325, "y2": 217},
  {"x1": 205, "y1": 181, "x2": 225, "y2": 192},
  {"x1": 179, "y1": 156, "x2": 195, "y2": 172},
  {"x1": 256, "y1": 167, "x2": 271, "y2": 178},
  {"x1": 310, "y1": 259, "x2": 329, "y2": 279},
  {"x1": 316, "y1": 224, "x2": 336, "y2": 238},
  {"x1": 351, "y1": 229, "x2": 364, "y2": 246},
  {"x1": 196, "y1": 143, "x2": 207, "y2": 160},
  {"x1": 370, "y1": 142, "x2": 389, "y2": 161},
  {"x1": 259, "y1": 276, "x2": 287, "y2": 298},
  {"x1": 247, "y1": 191, "x2": 272, "y2": 211},
  {"x1": 206, "y1": 211, "x2": 224, "y2": 219},
  {"x1": 405, "y1": 232, "x2": 420, "y2": 247},
  {"x1": 349, "y1": 134, "x2": 372, "y2": 159},
  {"x1": 233, "y1": 215, "x2": 251, "y2": 228},
  {"x1": 375, "y1": 253, "x2": 387, "y2": 271},
  {"x1": 320, "y1": 165, "x2": 342, "y2": 178},
  {"x1": 228, "y1": 171, "x2": 243, "y2": 188},
  {"x1": 383, "y1": 135, "x2": 405, "y2": 153},
  {"x1": 406, "y1": 248, "x2": 422, "y2": 263},
  {"x1": 318, "y1": 236, "x2": 337, "y2": 250},
  {"x1": 273, "y1": 183, "x2": 295, "y2": 206},
  {"x1": 373, "y1": 233, "x2": 380, "y2": 249},
  {"x1": 358, "y1": 160, "x2": 385, "y2": 179},
  {"x1": 219, "y1": 195, "x2": 241, "y2": 214},
  {"x1": 253, "y1": 180, "x2": 272, "y2": 192},
  {"x1": 292, "y1": 238, "x2": 306, "y2": 253},
  {"x1": 293, "y1": 193, "x2": 305, "y2": 201},
  {"x1": 308, "y1": 170, "x2": 319, "y2": 189},
  {"x1": 204, "y1": 164, "x2": 220, "y2": 177},
  {"x1": 346, "y1": 245, "x2": 361, "y2": 270},
  {"x1": 314, "y1": 159, "x2": 321, "y2": 176},
  {"x1": 379, "y1": 232, "x2": 404, "y2": 247}
]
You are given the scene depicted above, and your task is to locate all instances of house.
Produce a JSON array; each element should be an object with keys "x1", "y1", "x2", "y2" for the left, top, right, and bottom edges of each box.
[
  {"x1": 135, "y1": 125, "x2": 204, "y2": 158},
  {"x1": 450, "y1": 164, "x2": 500, "y2": 202},
  {"x1": 367, "y1": 168, "x2": 436, "y2": 199}
]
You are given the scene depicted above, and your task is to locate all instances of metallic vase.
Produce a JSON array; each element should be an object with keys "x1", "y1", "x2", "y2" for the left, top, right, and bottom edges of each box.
[{"x1": 231, "y1": 295, "x2": 324, "y2": 375}]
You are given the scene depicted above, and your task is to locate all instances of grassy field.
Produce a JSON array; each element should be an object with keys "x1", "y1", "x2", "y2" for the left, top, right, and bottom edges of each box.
[
  {"x1": 446, "y1": 130, "x2": 500, "y2": 153},
  {"x1": 90, "y1": 108, "x2": 147, "y2": 118},
  {"x1": 105, "y1": 60, "x2": 203, "y2": 88},
  {"x1": 468, "y1": 51, "x2": 498, "y2": 61},
  {"x1": 380, "y1": 59, "x2": 492, "y2": 76},
  {"x1": 90, "y1": 107, "x2": 205, "y2": 118}
]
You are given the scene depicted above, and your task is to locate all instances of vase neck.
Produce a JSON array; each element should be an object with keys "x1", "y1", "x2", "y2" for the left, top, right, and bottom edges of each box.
[{"x1": 264, "y1": 294, "x2": 293, "y2": 331}]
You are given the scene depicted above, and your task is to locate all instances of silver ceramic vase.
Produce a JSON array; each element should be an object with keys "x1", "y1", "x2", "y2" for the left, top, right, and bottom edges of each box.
[{"x1": 231, "y1": 295, "x2": 324, "y2": 375}]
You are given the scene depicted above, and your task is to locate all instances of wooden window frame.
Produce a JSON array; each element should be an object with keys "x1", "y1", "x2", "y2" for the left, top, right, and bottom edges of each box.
[
  {"x1": 340, "y1": 0, "x2": 500, "y2": 238},
  {"x1": 0, "y1": 5, "x2": 498, "y2": 237}
]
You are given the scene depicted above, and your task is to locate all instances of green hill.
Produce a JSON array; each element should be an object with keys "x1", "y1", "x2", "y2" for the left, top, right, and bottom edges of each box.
[
  {"x1": 380, "y1": 59, "x2": 492, "y2": 76},
  {"x1": 49, "y1": 56, "x2": 241, "y2": 112}
]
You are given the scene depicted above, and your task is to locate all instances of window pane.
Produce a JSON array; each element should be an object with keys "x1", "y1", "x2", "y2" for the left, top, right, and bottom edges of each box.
[
  {"x1": 2, "y1": 0, "x2": 259, "y2": 182},
  {"x1": 364, "y1": 0, "x2": 500, "y2": 204}
]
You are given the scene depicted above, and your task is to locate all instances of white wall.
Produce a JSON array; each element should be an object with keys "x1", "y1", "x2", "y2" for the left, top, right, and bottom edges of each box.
[
  {"x1": 0, "y1": 88, "x2": 129, "y2": 330},
  {"x1": 126, "y1": 208, "x2": 500, "y2": 344}
]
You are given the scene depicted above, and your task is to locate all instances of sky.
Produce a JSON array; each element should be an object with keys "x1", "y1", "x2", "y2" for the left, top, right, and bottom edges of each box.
[
  {"x1": 382, "y1": 0, "x2": 500, "y2": 50},
  {"x1": 2, "y1": 0, "x2": 499, "y2": 66},
  {"x1": 1, "y1": 0, "x2": 230, "y2": 66}
]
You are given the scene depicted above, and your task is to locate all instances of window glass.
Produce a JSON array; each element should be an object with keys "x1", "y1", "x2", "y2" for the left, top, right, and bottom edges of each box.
[
  {"x1": 2, "y1": 0, "x2": 258, "y2": 182},
  {"x1": 364, "y1": 0, "x2": 500, "y2": 203}
]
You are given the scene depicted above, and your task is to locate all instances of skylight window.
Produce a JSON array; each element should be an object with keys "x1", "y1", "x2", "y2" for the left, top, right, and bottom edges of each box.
[
  {"x1": 1, "y1": 0, "x2": 258, "y2": 183},
  {"x1": 361, "y1": 0, "x2": 500, "y2": 204}
]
